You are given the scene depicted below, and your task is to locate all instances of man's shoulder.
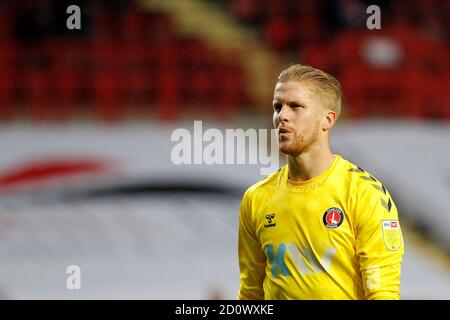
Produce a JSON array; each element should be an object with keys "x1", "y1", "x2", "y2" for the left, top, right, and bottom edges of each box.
[
  {"x1": 243, "y1": 165, "x2": 286, "y2": 199},
  {"x1": 338, "y1": 156, "x2": 389, "y2": 196}
]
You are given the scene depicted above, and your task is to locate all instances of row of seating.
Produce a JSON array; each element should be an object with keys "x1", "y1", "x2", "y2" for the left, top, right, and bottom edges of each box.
[
  {"x1": 304, "y1": 27, "x2": 450, "y2": 118},
  {"x1": 226, "y1": 0, "x2": 450, "y2": 119},
  {"x1": 0, "y1": 5, "x2": 248, "y2": 121}
]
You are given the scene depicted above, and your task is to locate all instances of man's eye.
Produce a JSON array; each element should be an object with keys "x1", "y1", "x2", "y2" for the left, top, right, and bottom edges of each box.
[{"x1": 273, "y1": 104, "x2": 281, "y2": 111}]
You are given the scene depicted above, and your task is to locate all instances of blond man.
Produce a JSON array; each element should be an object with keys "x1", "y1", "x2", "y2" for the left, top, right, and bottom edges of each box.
[{"x1": 238, "y1": 64, "x2": 404, "y2": 300}]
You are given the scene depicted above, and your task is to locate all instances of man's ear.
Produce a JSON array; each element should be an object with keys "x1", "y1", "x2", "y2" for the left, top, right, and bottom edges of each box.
[{"x1": 322, "y1": 110, "x2": 337, "y2": 131}]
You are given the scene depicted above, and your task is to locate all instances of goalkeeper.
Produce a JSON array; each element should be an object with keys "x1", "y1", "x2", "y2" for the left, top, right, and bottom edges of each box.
[{"x1": 237, "y1": 64, "x2": 404, "y2": 300}]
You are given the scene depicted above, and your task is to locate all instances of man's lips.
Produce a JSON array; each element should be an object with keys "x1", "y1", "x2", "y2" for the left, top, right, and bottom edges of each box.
[
  {"x1": 278, "y1": 128, "x2": 292, "y2": 140},
  {"x1": 279, "y1": 128, "x2": 291, "y2": 134}
]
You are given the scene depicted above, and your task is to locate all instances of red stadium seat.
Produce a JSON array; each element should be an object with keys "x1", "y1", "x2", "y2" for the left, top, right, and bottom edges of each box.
[
  {"x1": 230, "y1": 0, "x2": 261, "y2": 24},
  {"x1": 0, "y1": 43, "x2": 16, "y2": 120},
  {"x1": 303, "y1": 44, "x2": 335, "y2": 72},
  {"x1": 24, "y1": 70, "x2": 51, "y2": 121},
  {"x1": 264, "y1": 17, "x2": 293, "y2": 51},
  {"x1": 121, "y1": 10, "x2": 148, "y2": 42}
]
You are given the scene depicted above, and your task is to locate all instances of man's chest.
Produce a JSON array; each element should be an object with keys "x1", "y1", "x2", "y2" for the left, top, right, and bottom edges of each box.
[{"x1": 254, "y1": 190, "x2": 355, "y2": 249}]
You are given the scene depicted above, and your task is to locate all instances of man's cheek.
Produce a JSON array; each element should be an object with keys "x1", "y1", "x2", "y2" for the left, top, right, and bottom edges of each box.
[{"x1": 273, "y1": 114, "x2": 279, "y2": 128}]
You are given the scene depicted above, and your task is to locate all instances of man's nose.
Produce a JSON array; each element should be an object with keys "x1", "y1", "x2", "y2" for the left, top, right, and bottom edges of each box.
[{"x1": 277, "y1": 105, "x2": 290, "y2": 123}]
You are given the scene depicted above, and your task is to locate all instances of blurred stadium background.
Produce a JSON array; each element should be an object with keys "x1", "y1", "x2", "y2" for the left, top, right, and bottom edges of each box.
[{"x1": 0, "y1": 0, "x2": 449, "y2": 299}]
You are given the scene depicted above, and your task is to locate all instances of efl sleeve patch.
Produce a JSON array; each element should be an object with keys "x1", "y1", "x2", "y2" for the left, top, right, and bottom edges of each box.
[{"x1": 382, "y1": 220, "x2": 402, "y2": 251}]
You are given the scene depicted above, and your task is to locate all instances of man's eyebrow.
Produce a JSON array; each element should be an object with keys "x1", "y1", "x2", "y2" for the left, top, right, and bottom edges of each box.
[
  {"x1": 273, "y1": 96, "x2": 287, "y2": 103},
  {"x1": 272, "y1": 99, "x2": 304, "y2": 105}
]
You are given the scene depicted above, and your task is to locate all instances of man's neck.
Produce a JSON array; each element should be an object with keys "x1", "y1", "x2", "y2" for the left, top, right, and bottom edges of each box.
[{"x1": 287, "y1": 146, "x2": 336, "y2": 182}]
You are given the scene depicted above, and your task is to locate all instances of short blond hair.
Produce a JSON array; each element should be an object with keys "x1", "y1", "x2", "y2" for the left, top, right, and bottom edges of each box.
[{"x1": 277, "y1": 64, "x2": 342, "y2": 117}]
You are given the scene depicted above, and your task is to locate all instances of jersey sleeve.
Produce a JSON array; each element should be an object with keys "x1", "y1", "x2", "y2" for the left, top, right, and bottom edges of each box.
[
  {"x1": 354, "y1": 183, "x2": 404, "y2": 300},
  {"x1": 237, "y1": 188, "x2": 266, "y2": 300}
]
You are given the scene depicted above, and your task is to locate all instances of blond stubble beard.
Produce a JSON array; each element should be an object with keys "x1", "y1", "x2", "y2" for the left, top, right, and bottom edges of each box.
[{"x1": 278, "y1": 122, "x2": 321, "y2": 156}]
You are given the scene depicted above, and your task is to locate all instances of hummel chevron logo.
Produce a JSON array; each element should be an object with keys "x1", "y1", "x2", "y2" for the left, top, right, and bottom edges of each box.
[{"x1": 349, "y1": 166, "x2": 392, "y2": 213}]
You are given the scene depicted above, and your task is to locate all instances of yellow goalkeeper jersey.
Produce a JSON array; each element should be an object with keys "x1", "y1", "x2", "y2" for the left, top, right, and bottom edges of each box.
[{"x1": 238, "y1": 155, "x2": 404, "y2": 300}]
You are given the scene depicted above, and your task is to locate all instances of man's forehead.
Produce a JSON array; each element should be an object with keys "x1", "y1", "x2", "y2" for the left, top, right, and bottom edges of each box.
[{"x1": 273, "y1": 81, "x2": 314, "y2": 100}]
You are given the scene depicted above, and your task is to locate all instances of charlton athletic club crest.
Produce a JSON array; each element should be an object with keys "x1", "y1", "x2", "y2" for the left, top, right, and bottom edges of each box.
[{"x1": 323, "y1": 207, "x2": 344, "y2": 229}]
